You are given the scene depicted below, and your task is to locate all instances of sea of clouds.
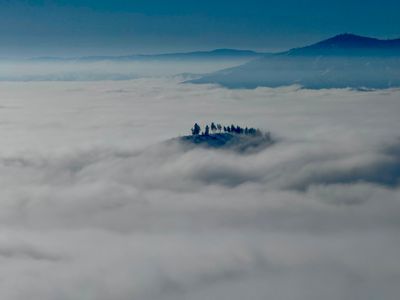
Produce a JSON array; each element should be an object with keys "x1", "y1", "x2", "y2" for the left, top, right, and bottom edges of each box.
[{"x1": 0, "y1": 78, "x2": 399, "y2": 300}]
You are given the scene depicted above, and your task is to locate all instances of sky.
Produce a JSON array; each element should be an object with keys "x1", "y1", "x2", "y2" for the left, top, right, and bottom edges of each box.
[
  {"x1": 0, "y1": 78, "x2": 400, "y2": 299},
  {"x1": 1, "y1": 0, "x2": 400, "y2": 57}
]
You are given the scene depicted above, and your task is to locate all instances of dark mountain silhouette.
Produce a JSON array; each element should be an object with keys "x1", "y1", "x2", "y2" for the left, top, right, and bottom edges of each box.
[
  {"x1": 190, "y1": 34, "x2": 400, "y2": 89},
  {"x1": 288, "y1": 33, "x2": 400, "y2": 56}
]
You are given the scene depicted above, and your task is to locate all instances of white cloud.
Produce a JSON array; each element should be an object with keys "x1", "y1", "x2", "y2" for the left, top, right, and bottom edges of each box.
[{"x1": 0, "y1": 78, "x2": 399, "y2": 299}]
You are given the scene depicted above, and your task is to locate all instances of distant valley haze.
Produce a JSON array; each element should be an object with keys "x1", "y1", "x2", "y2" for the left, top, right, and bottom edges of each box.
[{"x1": 2, "y1": 33, "x2": 399, "y2": 89}]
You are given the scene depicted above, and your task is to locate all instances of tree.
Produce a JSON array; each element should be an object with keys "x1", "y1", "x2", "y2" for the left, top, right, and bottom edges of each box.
[
  {"x1": 191, "y1": 123, "x2": 201, "y2": 135},
  {"x1": 189, "y1": 123, "x2": 266, "y2": 137},
  {"x1": 211, "y1": 122, "x2": 217, "y2": 133},
  {"x1": 204, "y1": 125, "x2": 210, "y2": 136}
]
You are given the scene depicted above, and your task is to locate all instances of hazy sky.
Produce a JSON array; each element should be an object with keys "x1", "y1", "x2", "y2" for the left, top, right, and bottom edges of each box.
[{"x1": 1, "y1": 0, "x2": 400, "y2": 57}]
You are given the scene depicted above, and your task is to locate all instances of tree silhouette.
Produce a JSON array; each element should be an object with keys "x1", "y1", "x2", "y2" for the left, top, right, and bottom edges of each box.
[
  {"x1": 189, "y1": 122, "x2": 267, "y2": 139},
  {"x1": 248, "y1": 128, "x2": 256, "y2": 135},
  {"x1": 191, "y1": 123, "x2": 201, "y2": 135},
  {"x1": 204, "y1": 125, "x2": 210, "y2": 136},
  {"x1": 211, "y1": 122, "x2": 217, "y2": 133}
]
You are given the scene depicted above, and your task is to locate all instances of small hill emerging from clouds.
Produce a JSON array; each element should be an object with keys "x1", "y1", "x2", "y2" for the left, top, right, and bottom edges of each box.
[
  {"x1": 179, "y1": 133, "x2": 273, "y2": 153},
  {"x1": 190, "y1": 34, "x2": 400, "y2": 89},
  {"x1": 175, "y1": 123, "x2": 273, "y2": 154}
]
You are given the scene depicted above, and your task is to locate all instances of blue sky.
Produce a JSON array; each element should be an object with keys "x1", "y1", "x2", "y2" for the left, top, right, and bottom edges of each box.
[{"x1": 1, "y1": 0, "x2": 399, "y2": 57}]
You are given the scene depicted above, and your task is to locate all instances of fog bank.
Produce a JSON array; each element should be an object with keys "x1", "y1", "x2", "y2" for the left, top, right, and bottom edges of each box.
[{"x1": 0, "y1": 79, "x2": 399, "y2": 299}]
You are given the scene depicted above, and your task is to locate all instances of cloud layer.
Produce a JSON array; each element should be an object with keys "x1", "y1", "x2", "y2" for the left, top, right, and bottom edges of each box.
[{"x1": 0, "y1": 79, "x2": 399, "y2": 299}]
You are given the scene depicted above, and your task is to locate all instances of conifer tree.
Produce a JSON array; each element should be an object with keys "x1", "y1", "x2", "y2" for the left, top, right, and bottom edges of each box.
[
  {"x1": 211, "y1": 122, "x2": 217, "y2": 133},
  {"x1": 204, "y1": 125, "x2": 210, "y2": 136},
  {"x1": 191, "y1": 123, "x2": 201, "y2": 135}
]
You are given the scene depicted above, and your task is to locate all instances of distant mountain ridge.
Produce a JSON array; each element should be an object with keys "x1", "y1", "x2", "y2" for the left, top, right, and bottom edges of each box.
[
  {"x1": 190, "y1": 33, "x2": 400, "y2": 89},
  {"x1": 30, "y1": 49, "x2": 265, "y2": 62}
]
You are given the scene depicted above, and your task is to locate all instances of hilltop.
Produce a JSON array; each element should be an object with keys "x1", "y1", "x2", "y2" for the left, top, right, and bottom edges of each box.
[
  {"x1": 176, "y1": 123, "x2": 273, "y2": 153},
  {"x1": 288, "y1": 33, "x2": 400, "y2": 56}
]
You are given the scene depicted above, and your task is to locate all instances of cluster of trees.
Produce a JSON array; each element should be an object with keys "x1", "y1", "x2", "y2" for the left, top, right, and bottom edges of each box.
[{"x1": 191, "y1": 122, "x2": 269, "y2": 138}]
